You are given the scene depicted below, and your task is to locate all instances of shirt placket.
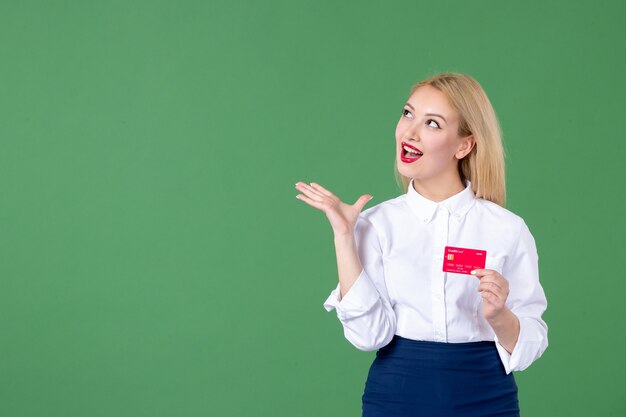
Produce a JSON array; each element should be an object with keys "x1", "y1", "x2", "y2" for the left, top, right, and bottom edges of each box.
[{"x1": 431, "y1": 205, "x2": 449, "y2": 342}]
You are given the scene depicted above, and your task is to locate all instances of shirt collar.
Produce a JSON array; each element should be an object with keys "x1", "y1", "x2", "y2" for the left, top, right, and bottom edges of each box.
[{"x1": 405, "y1": 177, "x2": 476, "y2": 223}]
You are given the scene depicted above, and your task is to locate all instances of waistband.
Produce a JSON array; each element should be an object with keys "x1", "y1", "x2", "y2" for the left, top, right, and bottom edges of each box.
[
  {"x1": 388, "y1": 334, "x2": 496, "y2": 350},
  {"x1": 376, "y1": 335, "x2": 499, "y2": 368}
]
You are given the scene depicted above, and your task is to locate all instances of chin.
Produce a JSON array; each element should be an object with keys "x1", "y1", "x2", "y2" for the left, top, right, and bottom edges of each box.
[{"x1": 396, "y1": 163, "x2": 413, "y2": 179}]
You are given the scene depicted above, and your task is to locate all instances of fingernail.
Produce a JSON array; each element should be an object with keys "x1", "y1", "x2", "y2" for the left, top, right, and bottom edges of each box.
[{"x1": 470, "y1": 270, "x2": 476, "y2": 275}]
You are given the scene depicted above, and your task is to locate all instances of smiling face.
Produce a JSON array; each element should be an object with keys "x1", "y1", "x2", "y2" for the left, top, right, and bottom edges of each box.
[{"x1": 396, "y1": 84, "x2": 475, "y2": 186}]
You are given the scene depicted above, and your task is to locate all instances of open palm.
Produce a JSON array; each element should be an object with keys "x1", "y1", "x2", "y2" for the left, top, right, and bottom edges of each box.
[{"x1": 295, "y1": 182, "x2": 373, "y2": 236}]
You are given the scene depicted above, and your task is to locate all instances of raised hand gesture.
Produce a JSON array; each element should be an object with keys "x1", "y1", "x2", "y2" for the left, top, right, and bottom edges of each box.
[{"x1": 295, "y1": 182, "x2": 373, "y2": 236}]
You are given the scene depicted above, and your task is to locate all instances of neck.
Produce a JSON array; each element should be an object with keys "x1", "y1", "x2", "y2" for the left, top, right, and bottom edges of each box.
[{"x1": 412, "y1": 174, "x2": 466, "y2": 203}]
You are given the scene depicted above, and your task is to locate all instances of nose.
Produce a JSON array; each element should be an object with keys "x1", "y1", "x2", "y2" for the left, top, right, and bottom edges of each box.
[{"x1": 401, "y1": 119, "x2": 421, "y2": 143}]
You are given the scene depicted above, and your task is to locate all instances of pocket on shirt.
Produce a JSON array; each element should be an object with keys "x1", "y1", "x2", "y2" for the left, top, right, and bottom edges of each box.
[{"x1": 484, "y1": 254, "x2": 505, "y2": 274}]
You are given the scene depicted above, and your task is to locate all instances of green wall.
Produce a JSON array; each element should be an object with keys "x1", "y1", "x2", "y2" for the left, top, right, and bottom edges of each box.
[{"x1": 1, "y1": 1, "x2": 624, "y2": 416}]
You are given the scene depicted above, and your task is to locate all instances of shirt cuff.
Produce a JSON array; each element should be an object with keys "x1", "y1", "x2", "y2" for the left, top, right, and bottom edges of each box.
[
  {"x1": 494, "y1": 330, "x2": 518, "y2": 375},
  {"x1": 494, "y1": 316, "x2": 541, "y2": 374},
  {"x1": 322, "y1": 269, "x2": 381, "y2": 321}
]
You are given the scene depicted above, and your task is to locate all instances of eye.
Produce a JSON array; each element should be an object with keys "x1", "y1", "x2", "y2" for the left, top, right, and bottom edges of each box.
[
  {"x1": 426, "y1": 119, "x2": 440, "y2": 129},
  {"x1": 402, "y1": 108, "x2": 413, "y2": 118}
]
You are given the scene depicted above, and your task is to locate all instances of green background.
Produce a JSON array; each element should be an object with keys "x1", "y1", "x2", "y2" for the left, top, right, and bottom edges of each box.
[{"x1": 1, "y1": 1, "x2": 624, "y2": 416}]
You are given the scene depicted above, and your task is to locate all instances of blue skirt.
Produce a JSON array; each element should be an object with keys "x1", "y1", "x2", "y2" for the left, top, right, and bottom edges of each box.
[{"x1": 362, "y1": 335, "x2": 519, "y2": 417}]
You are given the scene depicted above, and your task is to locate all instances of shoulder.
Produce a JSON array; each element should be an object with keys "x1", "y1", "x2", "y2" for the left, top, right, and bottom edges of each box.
[
  {"x1": 353, "y1": 194, "x2": 407, "y2": 238},
  {"x1": 352, "y1": 195, "x2": 405, "y2": 249},
  {"x1": 358, "y1": 194, "x2": 407, "y2": 224},
  {"x1": 473, "y1": 198, "x2": 529, "y2": 234}
]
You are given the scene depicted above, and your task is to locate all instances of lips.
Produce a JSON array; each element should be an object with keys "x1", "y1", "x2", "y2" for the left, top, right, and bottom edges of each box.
[{"x1": 400, "y1": 141, "x2": 423, "y2": 163}]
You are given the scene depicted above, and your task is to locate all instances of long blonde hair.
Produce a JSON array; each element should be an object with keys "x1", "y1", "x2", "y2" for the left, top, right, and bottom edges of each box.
[{"x1": 393, "y1": 73, "x2": 506, "y2": 207}]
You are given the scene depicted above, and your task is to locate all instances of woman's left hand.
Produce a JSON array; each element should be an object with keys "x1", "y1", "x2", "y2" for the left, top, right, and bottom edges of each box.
[{"x1": 471, "y1": 269, "x2": 510, "y2": 322}]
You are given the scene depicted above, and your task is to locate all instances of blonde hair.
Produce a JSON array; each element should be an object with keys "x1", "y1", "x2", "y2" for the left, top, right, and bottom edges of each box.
[{"x1": 393, "y1": 73, "x2": 506, "y2": 207}]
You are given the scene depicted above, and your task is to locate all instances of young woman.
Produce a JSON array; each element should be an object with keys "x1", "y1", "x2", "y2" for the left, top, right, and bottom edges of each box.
[{"x1": 295, "y1": 72, "x2": 548, "y2": 417}]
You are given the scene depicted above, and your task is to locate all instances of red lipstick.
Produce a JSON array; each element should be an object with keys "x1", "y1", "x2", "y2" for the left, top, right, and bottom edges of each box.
[{"x1": 400, "y1": 141, "x2": 423, "y2": 163}]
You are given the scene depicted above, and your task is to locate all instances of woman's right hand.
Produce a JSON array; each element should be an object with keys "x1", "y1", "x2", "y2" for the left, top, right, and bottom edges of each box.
[{"x1": 295, "y1": 181, "x2": 373, "y2": 236}]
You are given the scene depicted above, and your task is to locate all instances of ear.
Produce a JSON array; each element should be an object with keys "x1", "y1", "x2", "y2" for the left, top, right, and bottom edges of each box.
[{"x1": 455, "y1": 134, "x2": 475, "y2": 160}]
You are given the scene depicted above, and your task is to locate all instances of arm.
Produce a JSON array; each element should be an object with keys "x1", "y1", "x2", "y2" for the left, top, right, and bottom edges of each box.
[
  {"x1": 486, "y1": 307, "x2": 519, "y2": 354},
  {"x1": 323, "y1": 215, "x2": 396, "y2": 351},
  {"x1": 494, "y1": 220, "x2": 549, "y2": 373},
  {"x1": 334, "y1": 232, "x2": 362, "y2": 299}
]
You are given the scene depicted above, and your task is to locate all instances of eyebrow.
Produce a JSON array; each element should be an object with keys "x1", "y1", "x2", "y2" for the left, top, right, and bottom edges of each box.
[{"x1": 405, "y1": 103, "x2": 447, "y2": 122}]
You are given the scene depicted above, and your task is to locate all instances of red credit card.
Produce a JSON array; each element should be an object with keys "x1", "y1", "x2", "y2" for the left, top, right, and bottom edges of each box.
[{"x1": 442, "y1": 246, "x2": 487, "y2": 275}]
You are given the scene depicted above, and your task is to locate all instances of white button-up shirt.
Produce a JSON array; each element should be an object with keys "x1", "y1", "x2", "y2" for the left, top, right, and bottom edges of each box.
[{"x1": 323, "y1": 178, "x2": 548, "y2": 374}]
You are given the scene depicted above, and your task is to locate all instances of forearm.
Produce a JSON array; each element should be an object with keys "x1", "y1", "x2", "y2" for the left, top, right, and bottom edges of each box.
[
  {"x1": 333, "y1": 231, "x2": 363, "y2": 299},
  {"x1": 488, "y1": 308, "x2": 520, "y2": 354}
]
